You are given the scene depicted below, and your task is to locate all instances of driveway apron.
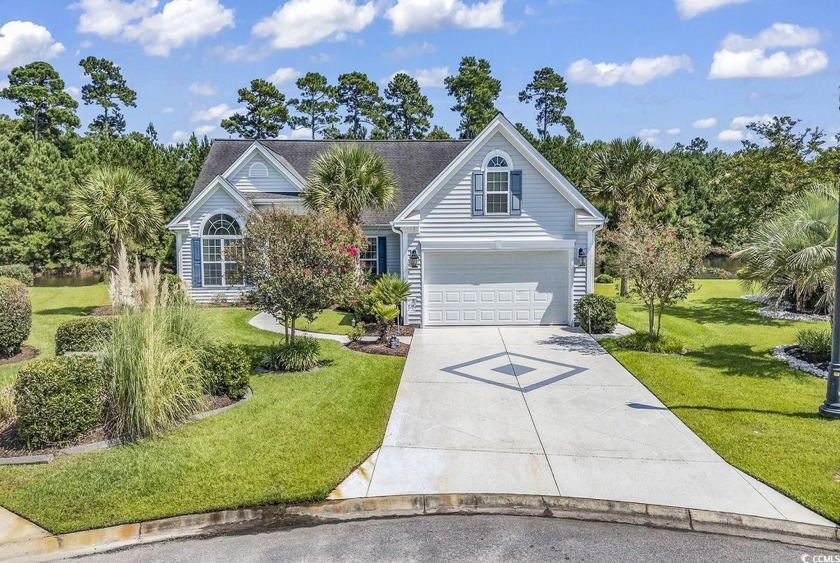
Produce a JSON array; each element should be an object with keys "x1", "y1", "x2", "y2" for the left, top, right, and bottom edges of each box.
[{"x1": 339, "y1": 326, "x2": 830, "y2": 526}]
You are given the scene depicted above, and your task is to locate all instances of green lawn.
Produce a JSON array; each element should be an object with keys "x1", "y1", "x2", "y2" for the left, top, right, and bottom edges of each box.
[
  {"x1": 0, "y1": 284, "x2": 109, "y2": 388},
  {"x1": 295, "y1": 309, "x2": 354, "y2": 335},
  {"x1": 597, "y1": 280, "x2": 840, "y2": 523},
  {"x1": 0, "y1": 289, "x2": 404, "y2": 533}
]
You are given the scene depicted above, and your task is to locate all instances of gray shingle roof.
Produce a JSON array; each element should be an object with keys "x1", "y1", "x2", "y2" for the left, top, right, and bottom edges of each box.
[{"x1": 190, "y1": 139, "x2": 471, "y2": 225}]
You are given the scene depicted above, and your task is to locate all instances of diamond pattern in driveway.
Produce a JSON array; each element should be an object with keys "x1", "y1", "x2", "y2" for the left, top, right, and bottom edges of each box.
[{"x1": 331, "y1": 326, "x2": 831, "y2": 526}]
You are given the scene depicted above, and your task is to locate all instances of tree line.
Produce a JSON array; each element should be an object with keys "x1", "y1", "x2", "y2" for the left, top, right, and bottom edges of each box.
[{"x1": 1, "y1": 54, "x2": 839, "y2": 273}]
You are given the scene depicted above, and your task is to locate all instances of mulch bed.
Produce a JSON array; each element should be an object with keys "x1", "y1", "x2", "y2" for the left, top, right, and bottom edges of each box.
[
  {"x1": 0, "y1": 394, "x2": 237, "y2": 458},
  {"x1": 89, "y1": 305, "x2": 117, "y2": 317},
  {"x1": 361, "y1": 324, "x2": 415, "y2": 337},
  {"x1": 785, "y1": 346, "x2": 830, "y2": 373},
  {"x1": 0, "y1": 346, "x2": 39, "y2": 366},
  {"x1": 346, "y1": 340, "x2": 409, "y2": 357}
]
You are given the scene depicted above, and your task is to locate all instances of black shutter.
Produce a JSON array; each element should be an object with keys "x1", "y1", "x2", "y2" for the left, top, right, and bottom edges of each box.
[
  {"x1": 191, "y1": 238, "x2": 202, "y2": 288},
  {"x1": 472, "y1": 171, "x2": 484, "y2": 216},
  {"x1": 377, "y1": 236, "x2": 387, "y2": 274},
  {"x1": 510, "y1": 170, "x2": 522, "y2": 216}
]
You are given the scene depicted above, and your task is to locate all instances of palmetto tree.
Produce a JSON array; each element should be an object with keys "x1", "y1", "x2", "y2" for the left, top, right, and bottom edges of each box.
[
  {"x1": 734, "y1": 185, "x2": 837, "y2": 314},
  {"x1": 302, "y1": 145, "x2": 397, "y2": 226},
  {"x1": 583, "y1": 137, "x2": 672, "y2": 295},
  {"x1": 583, "y1": 137, "x2": 672, "y2": 223},
  {"x1": 69, "y1": 166, "x2": 164, "y2": 271}
]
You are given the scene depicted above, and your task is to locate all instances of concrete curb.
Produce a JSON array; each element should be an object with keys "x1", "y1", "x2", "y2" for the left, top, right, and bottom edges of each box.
[
  {"x1": 3, "y1": 494, "x2": 838, "y2": 561},
  {"x1": 0, "y1": 389, "x2": 253, "y2": 466}
]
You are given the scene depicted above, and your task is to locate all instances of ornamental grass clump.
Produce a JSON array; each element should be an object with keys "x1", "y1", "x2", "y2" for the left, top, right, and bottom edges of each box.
[
  {"x1": 102, "y1": 257, "x2": 207, "y2": 440},
  {"x1": 796, "y1": 328, "x2": 832, "y2": 361},
  {"x1": 263, "y1": 336, "x2": 320, "y2": 372}
]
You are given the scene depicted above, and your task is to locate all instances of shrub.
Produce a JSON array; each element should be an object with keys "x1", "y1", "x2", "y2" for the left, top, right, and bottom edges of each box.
[
  {"x1": 161, "y1": 273, "x2": 182, "y2": 291},
  {"x1": 0, "y1": 386, "x2": 15, "y2": 426},
  {"x1": 201, "y1": 343, "x2": 251, "y2": 400},
  {"x1": 797, "y1": 328, "x2": 831, "y2": 360},
  {"x1": 55, "y1": 317, "x2": 115, "y2": 355},
  {"x1": 263, "y1": 336, "x2": 320, "y2": 372},
  {"x1": 0, "y1": 264, "x2": 34, "y2": 286},
  {"x1": 14, "y1": 356, "x2": 103, "y2": 449},
  {"x1": 0, "y1": 277, "x2": 32, "y2": 358},
  {"x1": 595, "y1": 274, "x2": 614, "y2": 284},
  {"x1": 574, "y1": 294, "x2": 617, "y2": 334},
  {"x1": 351, "y1": 293, "x2": 378, "y2": 323},
  {"x1": 103, "y1": 306, "x2": 205, "y2": 440},
  {"x1": 615, "y1": 332, "x2": 686, "y2": 354},
  {"x1": 347, "y1": 324, "x2": 366, "y2": 342},
  {"x1": 210, "y1": 292, "x2": 228, "y2": 306}
]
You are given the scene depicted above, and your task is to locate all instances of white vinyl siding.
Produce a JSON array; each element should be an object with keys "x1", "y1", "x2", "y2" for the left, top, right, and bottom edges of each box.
[{"x1": 229, "y1": 153, "x2": 299, "y2": 195}]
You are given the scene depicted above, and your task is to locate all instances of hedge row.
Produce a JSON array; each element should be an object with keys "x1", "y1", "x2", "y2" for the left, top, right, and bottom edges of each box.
[{"x1": 55, "y1": 317, "x2": 115, "y2": 355}]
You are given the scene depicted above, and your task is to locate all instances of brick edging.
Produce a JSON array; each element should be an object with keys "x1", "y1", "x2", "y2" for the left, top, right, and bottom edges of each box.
[{"x1": 3, "y1": 494, "x2": 838, "y2": 561}]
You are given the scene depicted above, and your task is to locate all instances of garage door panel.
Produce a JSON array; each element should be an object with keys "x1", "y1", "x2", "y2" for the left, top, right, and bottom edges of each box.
[{"x1": 425, "y1": 251, "x2": 568, "y2": 326}]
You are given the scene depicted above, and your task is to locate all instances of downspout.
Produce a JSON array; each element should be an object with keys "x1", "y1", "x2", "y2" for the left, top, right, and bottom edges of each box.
[{"x1": 391, "y1": 222, "x2": 405, "y2": 327}]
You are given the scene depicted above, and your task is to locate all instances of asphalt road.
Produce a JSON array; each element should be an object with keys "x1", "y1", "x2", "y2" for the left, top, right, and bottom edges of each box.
[{"x1": 73, "y1": 515, "x2": 839, "y2": 563}]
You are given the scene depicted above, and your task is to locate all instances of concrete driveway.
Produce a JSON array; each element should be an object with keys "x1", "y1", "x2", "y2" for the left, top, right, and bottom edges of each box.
[{"x1": 333, "y1": 326, "x2": 830, "y2": 526}]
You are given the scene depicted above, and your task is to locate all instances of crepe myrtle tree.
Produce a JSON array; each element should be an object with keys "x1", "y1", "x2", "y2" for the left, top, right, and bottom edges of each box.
[
  {"x1": 606, "y1": 214, "x2": 708, "y2": 337},
  {"x1": 242, "y1": 207, "x2": 366, "y2": 343}
]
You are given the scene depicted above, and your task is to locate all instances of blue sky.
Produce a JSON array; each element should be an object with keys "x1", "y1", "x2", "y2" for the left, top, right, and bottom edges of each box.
[{"x1": 0, "y1": 0, "x2": 838, "y2": 149}]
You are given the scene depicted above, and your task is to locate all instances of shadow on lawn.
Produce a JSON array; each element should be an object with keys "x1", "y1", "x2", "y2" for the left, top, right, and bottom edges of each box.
[
  {"x1": 38, "y1": 306, "x2": 98, "y2": 316},
  {"x1": 666, "y1": 298, "x2": 788, "y2": 327},
  {"x1": 670, "y1": 404, "x2": 822, "y2": 420},
  {"x1": 689, "y1": 343, "x2": 811, "y2": 380}
]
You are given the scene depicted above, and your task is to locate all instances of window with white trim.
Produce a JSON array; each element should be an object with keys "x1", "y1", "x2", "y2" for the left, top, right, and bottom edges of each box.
[
  {"x1": 485, "y1": 155, "x2": 509, "y2": 214},
  {"x1": 360, "y1": 237, "x2": 378, "y2": 275},
  {"x1": 202, "y1": 213, "x2": 242, "y2": 287},
  {"x1": 248, "y1": 162, "x2": 268, "y2": 178}
]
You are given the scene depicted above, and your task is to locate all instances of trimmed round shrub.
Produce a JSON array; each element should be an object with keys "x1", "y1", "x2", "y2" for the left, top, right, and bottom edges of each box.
[
  {"x1": 55, "y1": 317, "x2": 115, "y2": 355},
  {"x1": 574, "y1": 293, "x2": 617, "y2": 334},
  {"x1": 0, "y1": 264, "x2": 34, "y2": 286},
  {"x1": 594, "y1": 273, "x2": 614, "y2": 284},
  {"x1": 14, "y1": 355, "x2": 103, "y2": 449},
  {"x1": 0, "y1": 277, "x2": 32, "y2": 358},
  {"x1": 263, "y1": 336, "x2": 320, "y2": 372},
  {"x1": 615, "y1": 332, "x2": 686, "y2": 354},
  {"x1": 201, "y1": 343, "x2": 251, "y2": 400}
]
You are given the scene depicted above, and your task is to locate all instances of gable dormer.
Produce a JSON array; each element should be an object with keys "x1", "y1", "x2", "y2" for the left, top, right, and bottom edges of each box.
[{"x1": 223, "y1": 142, "x2": 304, "y2": 197}]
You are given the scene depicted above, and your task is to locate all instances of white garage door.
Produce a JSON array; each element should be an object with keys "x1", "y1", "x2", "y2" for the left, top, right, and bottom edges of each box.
[{"x1": 424, "y1": 251, "x2": 569, "y2": 326}]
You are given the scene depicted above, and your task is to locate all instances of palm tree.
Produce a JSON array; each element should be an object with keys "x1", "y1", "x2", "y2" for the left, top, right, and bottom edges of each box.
[
  {"x1": 69, "y1": 166, "x2": 164, "y2": 271},
  {"x1": 734, "y1": 185, "x2": 837, "y2": 314},
  {"x1": 302, "y1": 144, "x2": 397, "y2": 226},
  {"x1": 583, "y1": 137, "x2": 672, "y2": 295}
]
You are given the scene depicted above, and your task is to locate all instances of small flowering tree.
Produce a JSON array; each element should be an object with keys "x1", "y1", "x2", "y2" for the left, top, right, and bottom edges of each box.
[
  {"x1": 242, "y1": 208, "x2": 366, "y2": 343},
  {"x1": 606, "y1": 215, "x2": 708, "y2": 337}
]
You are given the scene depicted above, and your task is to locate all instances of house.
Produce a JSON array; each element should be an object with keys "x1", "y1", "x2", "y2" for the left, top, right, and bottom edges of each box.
[{"x1": 167, "y1": 114, "x2": 605, "y2": 327}]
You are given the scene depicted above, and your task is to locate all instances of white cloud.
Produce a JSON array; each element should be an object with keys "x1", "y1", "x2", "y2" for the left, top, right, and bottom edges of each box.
[
  {"x1": 65, "y1": 86, "x2": 82, "y2": 100},
  {"x1": 729, "y1": 114, "x2": 773, "y2": 128},
  {"x1": 190, "y1": 103, "x2": 240, "y2": 122},
  {"x1": 161, "y1": 106, "x2": 175, "y2": 113},
  {"x1": 0, "y1": 20, "x2": 65, "y2": 70},
  {"x1": 709, "y1": 23, "x2": 828, "y2": 79},
  {"x1": 692, "y1": 117, "x2": 718, "y2": 129},
  {"x1": 675, "y1": 0, "x2": 749, "y2": 19},
  {"x1": 189, "y1": 81, "x2": 217, "y2": 96},
  {"x1": 638, "y1": 128, "x2": 661, "y2": 144},
  {"x1": 280, "y1": 127, "x2": 314, "y2": 139},
  {"x1": 386, "y1": 0, "x2": 505, "y2": 34},
  {"x1": 567, "y1": 55, "x2": 692, "y2": 86},
  {"x1": 720, "y1": 23, "x2": 823, "y2": 51},
  {"x1": 391, "y1": 66, "x2": 449, "y2": 88},
  {"x1": 193, "y1": 124, "x2": 216, "y2": 136},
  {"x1": 309, "y1": 53, "x2": 333, "y2": 64},
  {"x1": 73, "y1": 0, "x2": 234, "y2": 57},
  {"x1": 170, "y1": 130, "x2": 190, "y2": 143},
  {"x1": 253, "y1": 0, "x2": 376, "y2": 49},
  {"x1": 268, "y1": 67, "x2": 302, "y2": 85},
  {"x1": 717, "y1": 129, "x2": 746, "y2": 142},
  {"x1": 666, "y1": 128, "x2": 681, "y2": 135},
  {"x1": 0, "y1": 80, "x2": 9, "y2": 90}
]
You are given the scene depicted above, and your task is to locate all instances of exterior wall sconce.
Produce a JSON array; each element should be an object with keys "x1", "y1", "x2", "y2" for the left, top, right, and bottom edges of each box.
[
  {"x1": 577, "y1": 247, "x2": 587, "y2": 267},
  {"x1": 409, "y1": 249, "x2": 420, "y2": 269}
]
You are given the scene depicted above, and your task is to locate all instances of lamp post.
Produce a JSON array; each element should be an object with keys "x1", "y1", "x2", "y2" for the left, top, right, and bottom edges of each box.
[{"x1": 819, "y1": 87, "x2": 840, "y2": 419}]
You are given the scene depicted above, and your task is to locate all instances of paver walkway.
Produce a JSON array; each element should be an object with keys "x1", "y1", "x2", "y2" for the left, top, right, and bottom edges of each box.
[{"x1": 332, "y1": 326, "x2": 831, "y2": 526}]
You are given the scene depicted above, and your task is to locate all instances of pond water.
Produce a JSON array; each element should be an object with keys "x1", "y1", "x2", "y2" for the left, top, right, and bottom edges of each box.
[
  {"x1": 33, "y1": 273, "x2": 103, "y2": 287},
  {"x1": 698, "y1": 255, "x2": 740, "y2": 279}
]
